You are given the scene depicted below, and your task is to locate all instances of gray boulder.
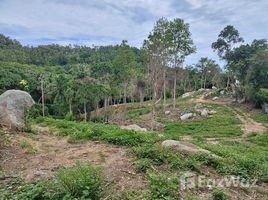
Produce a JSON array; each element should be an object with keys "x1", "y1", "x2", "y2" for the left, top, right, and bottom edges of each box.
[
  {"x1": 262, "y1": 103, "x2": 268, "y2": 114},
  {"x1": 161, "y1": 140, "x2": 214, "y2": 155},
  {"x1": 121, "y1": 124, "x2": 147, "y2": 132},
  {"x1": 164, "y1": 110, "x2": 171, "y2": 115},
  {"x1": 212, "y1": 96, "x2": 219, "y2": 101},
  {"x1": 180, "y1": 113, "x2": 193, "y2": 120},
  {"x1": 182, "y1": 91, "x2": 194, "y2": 98},
  {"x1": 0, "y1": 90, "x2": 35, "y2": 130},
  {"x1": 200, "y1": 109, "x2": 208, "y2": 117}
]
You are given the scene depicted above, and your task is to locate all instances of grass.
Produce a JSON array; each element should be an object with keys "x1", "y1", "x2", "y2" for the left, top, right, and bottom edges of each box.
[
  {"x1": 19, "y1": 139, "x2": 37, "y2": 154},
  {"x1": 35, "y1": 117, "x2": 160, "y2": 146},
  {"x1": 247, "y1": 132, "x2": 268, "y2": 147},
  {"x1": 0, "y1": 162, "x2": 106, "y2": 200},
  {"x1": 193, "y1": 140, "x2": 268, "y2": 181},
  {"x1": 55, "y1": 162, "x2": 106, "y2": 199},
  {"x1": 34, "y1": 115, "x2": 268, "y2": 183},
  {"x1": 159, "y1": 104, "x2": 242, "y2": 138},
  {"x1": 123, "y1": 107, "x2": 151, "y2": 119},
  {"x1": 4, "y1": 97, "x2": 268, "y2": 199}
]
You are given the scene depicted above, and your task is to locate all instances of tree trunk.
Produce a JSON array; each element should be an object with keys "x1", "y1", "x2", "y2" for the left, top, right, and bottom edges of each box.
[
  {"x1": 152, "y1": 81, "x2": 157, "y2": 115},
  {"x1": 163, "y1": 69, "x2": 166, "y2": 112},
  {"x1": 204, "y1": 76, "x2": 207, "y2": 89},
  {"x1": 139, "y1": 88, "x2": 144, "y2": 103},
  {"x1": 123, "y1": 82, "x2": 127, "y2": 104},
  {"x1": 173, "y1": 69, "x2": 177, "y2": 109},
  {"x1": 96, "y1": 103, "x2": 99, "y2": 117},
  {"x1": 41, "y1": 79, "x2": 45, "y2": 117},
  {"x1": 104, "y1": 98, "x2": 107, "y2": 111},
  {"x1": 84, "y1": 101, "x2": 87, "y2": 121},
  {"x1": 69, "y1": 99, "x2": 72, "y2": 114}
]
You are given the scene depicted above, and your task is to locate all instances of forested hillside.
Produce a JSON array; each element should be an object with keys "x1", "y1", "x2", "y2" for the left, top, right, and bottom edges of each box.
[{"x1": 1, "y1": 19, "x2": 268, "y2": 121}]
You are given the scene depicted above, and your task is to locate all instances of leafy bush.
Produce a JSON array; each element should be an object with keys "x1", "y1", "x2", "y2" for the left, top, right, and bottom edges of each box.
[
  {"x1": 19, "y1": 139, "x2": 37, "y2": 154},
  {"x1": 257, "y1": 88, "x2": 268, "y2": 103},
  {"x1": 135, "y1": 158, "x2": 153, "y2": 173},
  {"x1": 55, "y1": 162, "x2": 106, "y2": 199},
  {"x1": 64, "y1": 112, "x2": 74, "y2": 121},
  {"x1": 147, "y1": 171, "x2": 180, "y2": 199},
  {"x1": 132, "y1": 145, "x2": 166, "y2": 165},
  {"x1": 212, "y1": 188, "x2": 229, "y2": 200}
]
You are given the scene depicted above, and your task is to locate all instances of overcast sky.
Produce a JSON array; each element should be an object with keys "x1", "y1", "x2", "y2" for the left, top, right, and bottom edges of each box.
[{"x1": 0, "y1": 0, "x2": 268, "y2": 65}]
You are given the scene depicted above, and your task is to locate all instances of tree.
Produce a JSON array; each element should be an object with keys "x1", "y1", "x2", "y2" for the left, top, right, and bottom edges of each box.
[
  {"x1": 196, "y1": 57, "x2": 220, "y2": 89},
  {"x1": 212, "y1": 25, "x2": 244, "y2": 88},
  {"x1": 113, "y1": 41, "x2": 137, "y2": 104},
  {"x1": 169, "y1": 18, "x2": 195, "y2": 108},
  {"x1": 143, "y1": 33, "x2": 163, "y2": 115}
]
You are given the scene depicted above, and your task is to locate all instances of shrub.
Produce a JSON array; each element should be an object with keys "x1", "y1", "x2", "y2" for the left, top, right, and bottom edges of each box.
[
  {"x1": 55, "y1": 162, "x2": 106, "y2": 199},
  {"x1": 132, "y1": 145, "x2": 166, "y2": 165},
  {"x1": 257, "y1": 88, "x2": 268, "y2": 103},
  {"x1": 148, "y1": 171, "x2": 180, "y2": 199},
  {"x1": 135, "y1": 158, "x2": 152, "y2": 173},
  {"x1": 64, "y1": 112, "x2": 74, "y2": 121},
  {"x1": 212, "y1": 188, "x2": 229, "y2": 200}
]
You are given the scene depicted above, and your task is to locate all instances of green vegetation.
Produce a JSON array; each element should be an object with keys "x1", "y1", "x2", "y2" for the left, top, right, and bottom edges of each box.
[
  {"x1": 1, "y1": 16, "x2": 268, "y2": 200},
  {"x1": 19, "y1": 139, "x2": 37, "y2": 154},
  {"x1": 55, "y1": 162, "x2": 106, "y2": 199},
  {"x1": 35, "y1": 117, "x2": 160, "y2": 146},
  {"x1": 0, "y1": 162, "x2": 106, "y2": 200},
  {"x1": 159, "y1": 104, "x2": 242, "y2": 138},
  {"x1": 212, "y1": 188, "x2": 229, "y2": 200}
]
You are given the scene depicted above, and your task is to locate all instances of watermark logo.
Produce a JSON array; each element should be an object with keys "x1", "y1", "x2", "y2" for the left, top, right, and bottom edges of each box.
[{"x1": 179, "y1": 173, "x2": 257, "y2": 190}]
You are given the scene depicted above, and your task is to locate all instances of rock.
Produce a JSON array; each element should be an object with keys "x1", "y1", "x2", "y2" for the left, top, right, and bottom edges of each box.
[
  {"x1": 212, "y1": 96, "x2": 219, "y2": 101},
  {"x1": 208, "y1": 110, "x2": 217, "y2": 115},
  {"x1": 200, "y1": 109, "x2": 208, "y2": 117},
  {"x1": 220, "y1": 90, "x2": 225, "y2": 95},
  {"x1": 195, "y1": 103, "x2": 204, "y2": 110},
  {"x1": 198, "y1": 88, "x2": 205, "y2": 92},
  {"x1": 0, "y1": 90, "x2": 35, "y2": 130},
  {"x1": 204, "y1": 92, "x2": 214, "y2": 99},
  {"x1": 237, "y1": 98, "x2": 245, "y2": 104},
  {"x1": 212, "y1": 86, "x2": 217, "y2": 89},
  {"x1": 161, "y1": 140, "x2": 214, "y2": 155},
  {"x1": 164, "y1": 110, "x2": 171, "y2": 115},
  {"x1": 180, "y1": 113, "x2": 193, "y2": 120},
  {"x1": 262, "y1": 103, "x2": 268, "y2": 114},
  {"x1": 182, "y1": 92, "x2": 194, "y2": 98},
  {"x1": 121, "y1": 124, "x2": 147, "y2": 132}
]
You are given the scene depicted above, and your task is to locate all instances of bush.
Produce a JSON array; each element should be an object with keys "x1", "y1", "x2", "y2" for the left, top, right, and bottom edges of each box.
[
  {"x1": 55, "y1": 162, "x2": 106, "y2": 199},
  {"x1": 135, "y1": 158, "x2": 152, "y2": 173},
  {"x1": 257, "y1": 88, "x2": 268, "y2": 103},
  {"x1": 212, "y1": 188, "x2": 229, "y2": 200},
  {"x1": 64, "y1": 112, "x2": 74, "y2": 121},
  {"x1": 147, "y1": 171, "x2": 180, "y2": 199}
]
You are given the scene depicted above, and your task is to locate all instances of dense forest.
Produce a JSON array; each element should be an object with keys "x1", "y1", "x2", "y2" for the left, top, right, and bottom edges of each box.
[{"x1": 1, "y1": 18, "x2": 268, "y2": 120}]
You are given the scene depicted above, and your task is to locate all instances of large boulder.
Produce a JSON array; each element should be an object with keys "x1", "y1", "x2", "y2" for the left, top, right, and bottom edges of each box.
[
  {"x1": 161, "y1": 140, "x2": 218, "y2": 157},
  {"x1": 180, "y1": 113, "x2": 193, "y2": 121},
  {"x1": 0, "y1": 90, "x2": 35, "y2": 130},
  {"x1": 121, "y1": 124, "x2": 147, "y2": 132},
  {"x1": 182, "y1": 91, "x2": 194, "y2": 98},
  {"x1": 200, "y1": 109, "x2": 208, "y2": 117}
]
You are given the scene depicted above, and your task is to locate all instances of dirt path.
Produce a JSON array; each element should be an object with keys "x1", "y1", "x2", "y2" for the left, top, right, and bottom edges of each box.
[
  {"x1": 189, "y1": 98, "x2": 266, "y2": 144},
  {"x1": 232, "y1": 107, "x2": 266, "y2": 137},
  {"x1": 0, "y1": 127, "x2": 147, "y2": 194}
]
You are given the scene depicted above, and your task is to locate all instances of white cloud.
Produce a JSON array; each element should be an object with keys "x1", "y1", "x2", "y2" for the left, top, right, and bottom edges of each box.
[{"x1": 0, "y1": 0, "x2": 267, "y2": 65}]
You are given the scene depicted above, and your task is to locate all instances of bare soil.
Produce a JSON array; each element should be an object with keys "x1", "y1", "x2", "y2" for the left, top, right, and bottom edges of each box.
[{"x1": 0, "y1": 126, "x2": 147, "y2": 195}]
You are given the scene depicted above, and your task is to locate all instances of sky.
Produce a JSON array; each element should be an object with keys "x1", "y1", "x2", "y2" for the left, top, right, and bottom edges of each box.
[{"x1": 0, "y1": 0, "x2": 268, "y2": 66}]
